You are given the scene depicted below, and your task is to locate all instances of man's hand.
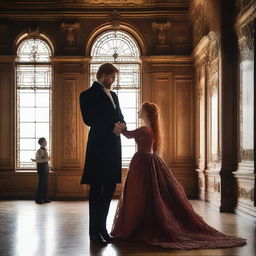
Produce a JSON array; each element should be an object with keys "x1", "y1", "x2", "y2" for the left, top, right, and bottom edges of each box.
[{"x1": 113, "y1": 122, "x2": 123, "y2": 135}]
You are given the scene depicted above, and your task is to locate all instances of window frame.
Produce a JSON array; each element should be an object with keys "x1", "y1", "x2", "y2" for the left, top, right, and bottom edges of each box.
[
  {"x1": 15, "y1": 37, "x2": 53, "y2": 170},
  {"x1": 89, "y1": 30, "x2": 142, "y2": 167}
]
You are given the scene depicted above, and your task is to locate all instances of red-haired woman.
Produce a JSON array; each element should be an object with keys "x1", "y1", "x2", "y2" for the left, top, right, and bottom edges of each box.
[{"x1": 111, "y1": 102, "x2": 246, "y2": 250}]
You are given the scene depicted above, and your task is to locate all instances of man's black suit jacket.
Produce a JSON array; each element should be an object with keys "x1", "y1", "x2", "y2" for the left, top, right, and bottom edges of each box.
[{"x1": 80, "y1": 81, "x2": 125, "y2": 184}]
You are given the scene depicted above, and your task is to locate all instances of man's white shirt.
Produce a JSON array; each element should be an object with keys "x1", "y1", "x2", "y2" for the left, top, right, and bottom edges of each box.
[{"x1": 97, "y1": 81, "x2": 117, "y2": 109}]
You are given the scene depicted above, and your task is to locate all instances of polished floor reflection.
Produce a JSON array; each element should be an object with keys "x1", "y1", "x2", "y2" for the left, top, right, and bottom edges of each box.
[{"x1": 0, "y1": 200, "x2": 254, "y2": 256}]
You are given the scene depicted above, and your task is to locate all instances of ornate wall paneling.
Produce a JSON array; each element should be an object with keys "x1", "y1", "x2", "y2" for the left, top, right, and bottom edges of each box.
[
  {"x1": 0, "y1": 56, "x2": 15, "y2": 171},
  {"x1": 0, "y1": 172, "x2": 55, "y2": 199},
  {"x1": 193, "y1": 32, "x2": 221, "y2": 206},
  {"x1": 146, "y1": 55, "x2": 196, "y2": 198},
  {"x1": 52, "y1": 56, "x2": 89, "y2": 198},
  {"x1": 233, "y1": 0, "x2": 255, "y2": 218}
]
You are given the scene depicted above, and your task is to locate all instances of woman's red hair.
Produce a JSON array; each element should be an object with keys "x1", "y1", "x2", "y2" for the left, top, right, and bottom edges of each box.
[{"x1": 142, "y1": 102, "x2": 162, "y2": 153}]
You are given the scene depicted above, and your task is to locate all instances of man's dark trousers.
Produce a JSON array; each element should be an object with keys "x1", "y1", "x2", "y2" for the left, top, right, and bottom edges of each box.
[
  {"x1": 36, "y1": 162, "x2": 49, "y2": 202},
  {"x1": 89, "y1": 183, "x2": 116, "y2": 236}
]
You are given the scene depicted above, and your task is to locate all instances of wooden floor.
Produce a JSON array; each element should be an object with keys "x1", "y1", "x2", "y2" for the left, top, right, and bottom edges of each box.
[{"x1": 0, "y1": 200, "x2": 254, "y2": 256}]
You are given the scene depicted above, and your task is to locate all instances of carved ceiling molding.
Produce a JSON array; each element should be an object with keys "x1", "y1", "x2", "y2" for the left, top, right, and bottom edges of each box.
[
  {"x1": 0, "y1": 0, "x2": 189, "y2": 9},
  {"x1": 189, "y1": 1, "x2": 206, "y2": 48},
  {"x1": 193, "y1": 31, "x2": 219, "y2": 65},
  {"x1": 83, "y1": 0, "x2": 145, "y2": 5},
  {"x1": 235, "y1": 0, "x2": 255, "y2": 55},
  {"x1": 237, "y1": 21, "x2": 254, "y2": 61}
]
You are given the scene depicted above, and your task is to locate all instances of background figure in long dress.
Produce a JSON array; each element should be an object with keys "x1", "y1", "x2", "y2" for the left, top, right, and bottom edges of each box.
[{"x1": 111, "y1": 102, "x2": 247, "y2": 250}]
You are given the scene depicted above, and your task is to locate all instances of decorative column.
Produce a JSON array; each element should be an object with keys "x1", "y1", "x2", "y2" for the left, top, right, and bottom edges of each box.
[
  {"x1": 233, "y1": 4, "x2": 255, "y2": 217},
  {"x1": 193, "y1": 32, "x2": 222, "y2": 206}
]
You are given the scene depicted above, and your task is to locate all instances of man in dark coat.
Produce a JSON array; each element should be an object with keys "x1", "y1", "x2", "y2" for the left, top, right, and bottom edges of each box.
[{"x1": 80, "y1": 63, "x2": 125, "y2": 245}]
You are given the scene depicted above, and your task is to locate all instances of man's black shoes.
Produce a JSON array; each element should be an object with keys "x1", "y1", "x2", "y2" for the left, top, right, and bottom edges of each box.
[
  {"x1": 35, "y1": 199, "x2": 51, "y2": 204},
  {"x1": 35, "y1": 200, "x2": 44, "y2": 204},
  {"x1": 90, "y1": 234, "x2": 108, "y2": 246},
  {"x1": 100, "y1": 232, "x2": 115, "y2": 243}
]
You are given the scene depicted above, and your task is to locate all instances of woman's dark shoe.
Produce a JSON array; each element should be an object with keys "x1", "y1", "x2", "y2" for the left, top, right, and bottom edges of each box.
[
  {"x1": 44, "y1": 199, "x2": 51, "y2": 203},
  {"x1": 90, "y1": 234, "x2": 108, "y2": 246}
]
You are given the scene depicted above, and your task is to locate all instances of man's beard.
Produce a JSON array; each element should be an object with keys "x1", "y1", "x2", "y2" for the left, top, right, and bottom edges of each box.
[{"x1": 103, "y1": 81, "x2": 112, "y2": 89}]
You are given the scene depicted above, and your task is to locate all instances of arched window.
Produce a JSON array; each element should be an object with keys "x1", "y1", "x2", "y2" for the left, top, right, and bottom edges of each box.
[
  {"x1": 90, "y1": 30, "x2": 141, "y2": 167},
  {"x1": 16, "y1": 38, "x2": 52, "y2": 169}
]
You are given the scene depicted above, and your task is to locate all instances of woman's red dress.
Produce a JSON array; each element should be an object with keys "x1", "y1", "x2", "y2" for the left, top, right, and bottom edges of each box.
[{"x1": 111, "y1": 126, "x2": 247, "y2": 249}]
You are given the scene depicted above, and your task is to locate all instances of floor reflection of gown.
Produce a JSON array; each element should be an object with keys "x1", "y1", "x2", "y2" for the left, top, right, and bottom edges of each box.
[{"x1": 111, "y1": 126, "x2": 247, "y2": 249}]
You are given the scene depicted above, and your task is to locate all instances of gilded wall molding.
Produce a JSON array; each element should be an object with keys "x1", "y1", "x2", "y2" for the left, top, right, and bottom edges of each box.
[
  {"x1": 63, "y1": 78, "x2": 79, "y2": 167},
  {"x1": 61, "y1": 22, "x2": 80, "y2": 48},
  {"x1": 238, "y1": 186, "x2": 254, "y2": 201},
  {"x1": 152, "y1": 22, "x2": 171, "y2": 46}
]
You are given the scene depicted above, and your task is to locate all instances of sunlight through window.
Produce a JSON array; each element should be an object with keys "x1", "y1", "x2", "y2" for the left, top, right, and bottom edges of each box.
[
  {"x1": 90, "y1": 30, "x2": 141, "y2": 167},
  {"x1": 16, "y1": 38, "x2": 52, "y2": 169}
]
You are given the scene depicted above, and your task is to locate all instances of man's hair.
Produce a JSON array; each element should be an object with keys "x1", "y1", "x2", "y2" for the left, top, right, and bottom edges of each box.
[
  {"x1": 96, "y1": 63, "x2": 119, "y2": 79},
  {"x1": 38, "y1": 137, "x2": 46, "y2": 145}
]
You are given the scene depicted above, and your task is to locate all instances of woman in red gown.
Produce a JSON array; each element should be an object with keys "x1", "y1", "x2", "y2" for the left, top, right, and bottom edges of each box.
[{"x1": 111, "y1": 102, "x2": 247, "y2": 249}]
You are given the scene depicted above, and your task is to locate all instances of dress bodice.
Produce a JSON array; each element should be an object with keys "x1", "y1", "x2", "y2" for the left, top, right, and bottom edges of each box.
[{"x1": 122, "y1": 126, "x2": 154, "y2": 153}]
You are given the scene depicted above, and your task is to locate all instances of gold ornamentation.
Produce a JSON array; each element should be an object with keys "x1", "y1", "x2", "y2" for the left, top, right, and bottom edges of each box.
[
  {"x1": 152, "y1": 22, "x2": 171, "y2": 45},
  {"x1": 64, "y1": 79, "x2": 77, "y2": 164},
  {"x1": 28, "y1": 26, "x2": 40, "y2": 37},
  {"x1": 61, "y1": 22, "x2": 80, "y2": 47},
  {"x1": 110, "y1": 10, "x2": 121, "y2": 29},
  {"x1": 195, "y1": 83, "x2": 203, "y2": 101},
  {"x1": 84, "y1": 0, "x2": 144, "y2": 5}
]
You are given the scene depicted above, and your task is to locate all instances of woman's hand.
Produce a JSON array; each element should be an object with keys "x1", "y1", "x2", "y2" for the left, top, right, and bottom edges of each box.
[{"x1": 120, "y1": 122, "x2": 126, "y2": 130}]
